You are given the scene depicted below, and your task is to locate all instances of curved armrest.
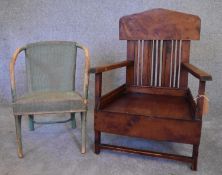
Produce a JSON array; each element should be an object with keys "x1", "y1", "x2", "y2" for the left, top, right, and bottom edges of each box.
[
  {"x1": 182, "y1": 63, "x2": 212, "y2": 81},
  {"x1": 90, "y1": 60, "x2": 134, "y2": 74},
  {"x1": 9, "y1": 47, "x2": 26, "y2": 101},
  {"x1": 76, "y1": 43, "x2": 90, "y2": 102}
]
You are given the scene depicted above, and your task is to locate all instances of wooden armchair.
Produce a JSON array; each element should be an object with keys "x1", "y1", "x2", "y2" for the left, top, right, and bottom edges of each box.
[
  {"x1": 90, "y1": 9, "x2": 212, "y2": 170},
  {"x1": 10, "y1": 41, "x2": 90, "y2": 158}
]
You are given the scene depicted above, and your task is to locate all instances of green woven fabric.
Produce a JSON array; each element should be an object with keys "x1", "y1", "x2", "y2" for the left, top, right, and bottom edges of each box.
[
  {"x1": 13, "y1": 91, "x2": 86, "y2": 115},
  {"x1": 25, "y1": 41, "x2": 77, "y2": 92}
]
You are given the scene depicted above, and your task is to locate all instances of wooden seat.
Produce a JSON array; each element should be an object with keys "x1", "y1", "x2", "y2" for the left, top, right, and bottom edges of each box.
[
  {"x1": 90, "y1": 9, "x2": 212, "y2": 171},
  {"x1": 101, "y1": 91, "x2": 192, "y2": 121}
]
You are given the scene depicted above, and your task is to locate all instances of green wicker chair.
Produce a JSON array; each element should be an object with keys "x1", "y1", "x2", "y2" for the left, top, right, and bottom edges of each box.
[{"x1": 10, "y1": 41, "x2": 90, "y2": 158}]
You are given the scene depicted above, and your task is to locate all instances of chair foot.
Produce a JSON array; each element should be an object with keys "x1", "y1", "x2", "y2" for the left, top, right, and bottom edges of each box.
[
  {"x1": 71, "y1": 113, "x2": 76, "y2": 129},
  {"x1": 95, "y1": 145, "x2": 101, "y2": 155},
  {"x1": 28, "y1": 115, "x2": 34, "y2": 131},
  {"x1": 95, "y1": 130, "x2": 101, "y2": 154},
  {"x1": 191, "y1": 165, "x2": 197, "y2": 171},
  {"x1": 15, "y1": 115, "x2": 23, "y2": 158},
  {"x1": 191, "y1": 160, "x2": 198, "y2": 171},
  {"x1": 81, "y1": 112, "x2": 87, "y2": 153},
  {"x1": 191, "y1": 144, "x2": 199, "y2": 171},
  {"x1": 81, "y1": 148, "x2": 86, "y2": 154},
  {"x1": 17, "y1": 150, "x2": 24, "y2": 158}
]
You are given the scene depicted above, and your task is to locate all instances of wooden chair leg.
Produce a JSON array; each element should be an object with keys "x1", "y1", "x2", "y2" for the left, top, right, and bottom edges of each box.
[
  {"x1": 80, "y1": 112, "x2": 87, "y2": 153},
  {"x1": 70, "y1": 113, "x2": 76, "y2": 129},
  {"x1": 15, "y1": 115, "x2": 23, "y2": 158},
  {"x1": 95, "y1": 130, "x2": 101, "y2": 154},
  {"x1": 28, "y1": 115, "x2": 34, "y2": 131},
  {"x1": 191, "y1": 144, "x2": 199, "y2": 171}
]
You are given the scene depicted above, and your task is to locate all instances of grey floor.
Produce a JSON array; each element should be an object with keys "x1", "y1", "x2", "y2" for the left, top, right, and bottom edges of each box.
[{"x1": 0, "y1": 104, "x2": 221, "y2": 175}]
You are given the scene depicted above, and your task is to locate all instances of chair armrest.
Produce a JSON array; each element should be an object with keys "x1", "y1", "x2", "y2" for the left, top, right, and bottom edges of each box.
[
  {"x1": 90, "y1": 60, "x2": 134, "y2": 74},
  {"x1": 76, "y1": 43, "x2": 90, "y2": 102},
  {"x1": 181, "y1": 62, "x2": 212, "y2": 118},
  {"x1": 9, "y1": 47, "x2": 26, "y2": 102},
  {"x1": 182, "y1": 63, "x2": 212, "y2": 81},
  {"x1": 91, "y1": 60, "x2": 133, "y2": 110}
]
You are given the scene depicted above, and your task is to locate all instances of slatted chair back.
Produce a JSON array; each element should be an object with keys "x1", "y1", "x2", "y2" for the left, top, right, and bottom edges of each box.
[
  {"x1": 119, "y1": 8, "x2": 201, "y2": 89},
  {"x1": 25, "y1": 41, "x2": 77, "y2": 92}
]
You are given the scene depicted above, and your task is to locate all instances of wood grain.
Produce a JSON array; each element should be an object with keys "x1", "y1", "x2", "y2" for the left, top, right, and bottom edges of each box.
[
  {"x1": 120, "y1": 8, "x2": 201, "y2": 40},
  {"x1": 101, "y1": 92, "x2": 193, "y2": 121},
  {"x1": 179, "y1": 41, "x2": 190, "y2": 89},
  {"x1": 126, "y1": 41, "x2": 136, "y2": 85},
  {"x1": 182, "y1": 63, "x2": 212, "y2": 81},
  {"x1": 90, "y1": 60, "x2": 134, "y2": 73},
  {"x1": 95, "y1": 111, "x2": 201, "y2": 144}
]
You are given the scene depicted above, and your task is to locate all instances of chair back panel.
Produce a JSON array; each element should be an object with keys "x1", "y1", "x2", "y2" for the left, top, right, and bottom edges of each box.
[
  {"x1": 25, "y1": 41, "x2": 77, "y2": 92},
  {"x1": 122, "y1": 9, "x2": 198, "y2": 89},
  {"x1": 120, "y1": 8, "x2": 200, "y2": 40}
]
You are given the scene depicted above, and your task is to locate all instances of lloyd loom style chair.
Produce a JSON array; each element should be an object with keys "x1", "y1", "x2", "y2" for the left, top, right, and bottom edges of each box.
[
  {"x1": 10, "y1": 41, "x2": 90, "y2": 158},
  {"x1": 90, "y1": 9, "x2": 212, "y2": 170}
]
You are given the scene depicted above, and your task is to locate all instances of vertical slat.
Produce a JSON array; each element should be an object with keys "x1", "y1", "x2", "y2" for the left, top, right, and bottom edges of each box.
[
  {"x1": 134, "y1": 41, "x2": 139, "y2": 85},
  {"x1": 175, "y1": 40, "x2": 182, "y2": 88},
  {"x1": 175, "y1": 40, "x2": 178, "y2": 87},
  {"x1": 177, "y1": 40, "x2": 182, "y2": 88},
  {"x1": 142, "y1": 40, "x2": 148, "y2": 85},
  {"x1": 150, "y1": 40, "x2": 154, "y2": 86},
  {"x1": 161, "y1": 41, "x2": 166, "y2": 86},
  {"x1": 158, "y1": 40, "x2": 163, "y2": 86},
  {"x1": 141, "y1": 40, "x2": 144, "y2": 85},
  {"x1": 148, "y1": 41, "x2": 153, "y2": 86},
  {"x1": 137, "y1": 41, "x2": 140, "y2": 85},
  {"x1": 173, "y1": 40, "x2": 178, "y2": 87},
  {"x1": 142, "y1": 40, "x2": 152, "y2": 86},
  {"x1": 179, "y1": 41, "x2": 190, "y2": 89},
  {"x1": 154, "y1": 40, "x2": 159, "y2": 86},
  {"x1": 169, "y1": 40, "x2": 174, "y2": 87},
  {"x1": 126, "y1": 41, "x2": 136, "y2": 85},
  {"x1": 162, "y1": 40, "x2": 172, "y2": 87},
  {"x1": 151, "y1": 40, "x2": 156, "y2": 86},
  {"x1": 138, "y1": 40, "x2": 143, "y2": 86},
  {"x1": 156, "y1": 40, "x2": 160, "y2": 86}
]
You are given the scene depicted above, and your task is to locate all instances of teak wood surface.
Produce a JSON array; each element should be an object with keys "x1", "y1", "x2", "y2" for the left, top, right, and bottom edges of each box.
[{"x1": 90, "y1": 9, "x2": 212, "y2": 171}]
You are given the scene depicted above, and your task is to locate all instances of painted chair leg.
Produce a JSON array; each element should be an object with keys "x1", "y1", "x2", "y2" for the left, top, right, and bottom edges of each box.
[
  {"x1": 80, "y1": 112, "x2": 87, "y2": 153},
  {"x1": 70, "y1": 113, "x2": 76, "y2": 129},
  {"x1": 95, "y1": 130, "x2": 101, "y2": 154},
  {"x1": 15, "y1": 115, "x2": 23, "y2": 158},
  {"x1": 28, "y1": 115, "x2": 34, "y2": 131},
  {"x1": 191, "y1": 144, "x2": 199, "y2": 171}
]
